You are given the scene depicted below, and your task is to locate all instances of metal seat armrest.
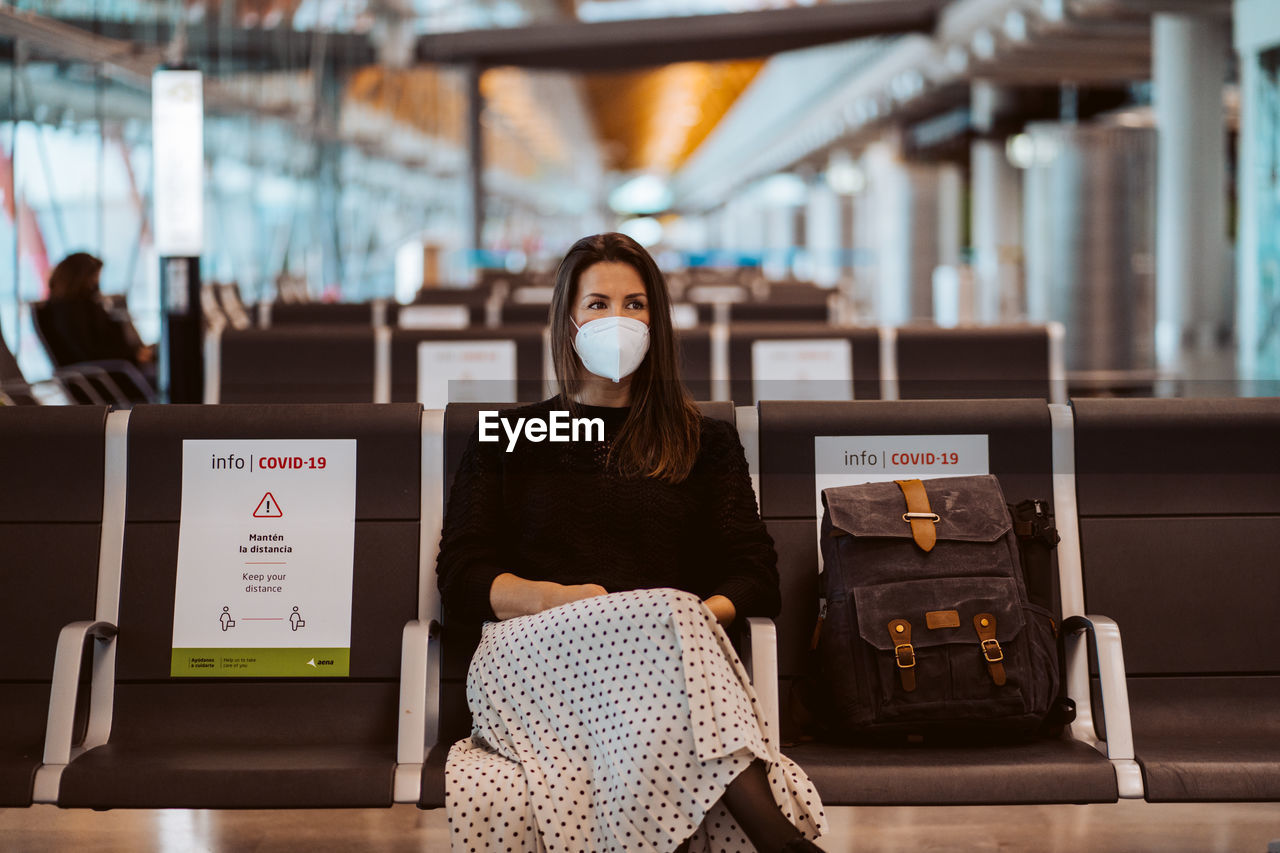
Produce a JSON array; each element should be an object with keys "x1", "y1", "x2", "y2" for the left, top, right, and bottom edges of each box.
[
  {"x1": 78, "y1": 359, "x2": 158, "y2": 403},
  {"x1": 740, "y1": 617, "x2": 780, "y2": 748},
  {"x1": 43, "y1": 620, "x2": 118, "y2": 766},
  {"x1": 25, "y1": 379, "x2": 73, "y2": 405},
  {"x1": 60, "y1": 363, "x2": 130, "y2": 405},
  {"x1": 52, "y1": 369, "x2": 109, "y2": 405},
  {"x1": 394, "y1": 618, "x2": 441, "y2": 804},
  {"x1": 1062, "y1": 613, "x2": 1143, "y2": 798}
]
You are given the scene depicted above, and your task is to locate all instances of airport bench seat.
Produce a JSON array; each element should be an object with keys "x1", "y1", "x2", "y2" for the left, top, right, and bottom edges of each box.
[
  {"x1": 0, "y1": 406, "x2": 107, "y2": 806},
  {"x1": 389, "y1": 326, "x2": 547, "y2": 404},
  {"x1": 757, "y1": 399, "x2": 1125, "y2": 806},
  {"x1": 213, "y1": 327, "x2": 380, "y2": 403},
  {"x1": 1074, "y1": 397, "x2": 1280, "y2": 803},
  {"x1": 728, "y1": 323, "x2": 880, "y2": 404},
  {"x1": 267, "y1": 301, "x2": 396, "y2": 327},
  {"x1": 47, "y1": 404, "x2": 423, "y2": 809},
  {"x1": 894, "y1": 325, "x2": 1057, "y2": 401}
]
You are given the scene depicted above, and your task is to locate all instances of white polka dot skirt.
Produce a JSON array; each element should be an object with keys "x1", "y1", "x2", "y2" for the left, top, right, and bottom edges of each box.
[{"x1": 445, "y1": 588, "x2": 828, "y2": 852}]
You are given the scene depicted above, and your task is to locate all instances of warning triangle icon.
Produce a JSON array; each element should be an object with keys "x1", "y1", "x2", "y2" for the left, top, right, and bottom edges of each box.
[{"x1": 253, "y1": 492, "x2": 283, "y2": 518}]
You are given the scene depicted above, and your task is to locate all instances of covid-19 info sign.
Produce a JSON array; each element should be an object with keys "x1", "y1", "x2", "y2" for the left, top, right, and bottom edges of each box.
[
  {"x1": 813, "y1": 434, "x2": 989, "y2": 570},
  {"x1": 171, "y1": 439, "x2": 357, "y2": 677}
]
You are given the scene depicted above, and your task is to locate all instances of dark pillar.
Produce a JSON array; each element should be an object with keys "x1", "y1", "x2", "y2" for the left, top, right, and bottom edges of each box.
[
  {"x1": 466, "y1": 62, "x2": 485, "y2": 269},
  {"x1": 160, "y1": 255, "x2": 203, "y2": 403}
]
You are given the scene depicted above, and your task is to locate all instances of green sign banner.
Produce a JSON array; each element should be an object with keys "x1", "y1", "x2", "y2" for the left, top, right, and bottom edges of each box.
[{"x1": 171, "y1": 648, "x2": 350, "y2": 677}]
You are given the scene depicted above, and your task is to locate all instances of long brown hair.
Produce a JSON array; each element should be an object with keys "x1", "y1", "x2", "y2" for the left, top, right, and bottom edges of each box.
[
  {"x1": 48, "y1": 252, "x2": 103, "y2": 301},
  {"x1": 550, "y1": 233, "x2": 702, "y2": 483}
]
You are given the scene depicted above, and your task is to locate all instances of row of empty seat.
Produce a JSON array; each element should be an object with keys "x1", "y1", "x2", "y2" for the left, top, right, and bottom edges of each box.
[
  {"x1": 206, "y1": 322, "x2": 1065, "y2": 406},
  {"x1": 211, "y1": 276, "x2": 836, "y2": 333},
  {"x1": 2, "y1": 396, "x2": 1275, "y2": 812}
]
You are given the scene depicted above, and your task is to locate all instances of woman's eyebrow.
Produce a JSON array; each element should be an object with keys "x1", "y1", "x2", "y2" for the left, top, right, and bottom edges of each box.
[{"x1": 581, "y1": 292, "x2": 647, "y2": 300}]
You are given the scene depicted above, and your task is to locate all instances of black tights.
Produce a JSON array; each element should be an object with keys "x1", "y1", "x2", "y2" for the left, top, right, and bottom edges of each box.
[{"x1": 674, "y1": 759, "x2": 807, "y2": 853}]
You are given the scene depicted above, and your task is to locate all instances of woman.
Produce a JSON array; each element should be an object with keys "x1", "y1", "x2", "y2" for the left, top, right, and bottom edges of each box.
[
  {"x1": 42, "y1": 252, "x2": 154, "y2": 369},
  {"x1": 437, "y1": 233, "x2": 827, "y2": 853}
]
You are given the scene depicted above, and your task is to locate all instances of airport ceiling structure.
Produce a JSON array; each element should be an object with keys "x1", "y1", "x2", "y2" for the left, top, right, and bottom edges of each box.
[{"x1": 0, "y1": 0, "x2": 1235, "y2": 216}]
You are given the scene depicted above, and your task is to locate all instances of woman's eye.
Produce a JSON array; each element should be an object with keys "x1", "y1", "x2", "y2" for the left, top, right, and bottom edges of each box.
[
  {"x1": 587, "y1": 300, "x2": 606, "y2": 310},
  {"x1": 627, "y1": 301, "x2": 646, "y2": 310}
]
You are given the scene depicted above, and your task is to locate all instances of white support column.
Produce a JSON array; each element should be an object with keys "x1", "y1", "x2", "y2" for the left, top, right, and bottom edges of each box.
[
  {"x1": 971, "y1": 82, "x2": 1023, "y2": 325},
  {"x1": 858, "y1": 139, "x2": 912, "y2": 326},
  {"x1": 737, "y1": 195, "x2": 767, "y2": 265},
  {"x1": 1234, "y1": 0, "x2": 1280, "y2": 386},
  {"x1": 806, "y1": 182, "x2": 842, "y2": 288},
  {"x1": 763, "y1": 202, "x2": 795, "y2": 281},
  {"x1": 1153, "y1": 14, "x2": 1230, "y2": 381}
]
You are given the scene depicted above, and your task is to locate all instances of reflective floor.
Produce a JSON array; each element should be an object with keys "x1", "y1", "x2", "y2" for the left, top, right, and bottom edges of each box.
[{"x1": 2, "y1": 800, "x2": 1279, "y2": 852}]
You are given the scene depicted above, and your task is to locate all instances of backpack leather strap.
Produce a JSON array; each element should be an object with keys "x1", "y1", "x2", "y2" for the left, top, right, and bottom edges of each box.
[
  {"x1": 895, "y1": 479, "x2": 938, "y2": 552},
  {"x1": 974, "y1": 613, "x2": 1007, "y2": 686},
  {"x1": 888, "y1": 619, "x2": 916, "y2": 692}
]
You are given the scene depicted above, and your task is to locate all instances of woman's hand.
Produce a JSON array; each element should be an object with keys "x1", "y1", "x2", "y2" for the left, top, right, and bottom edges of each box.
[
  {"x1": 541, "y1": 582, "x2": 609, "y2": 612},
  {"x1": 703, "y1": 595, "x2": 737, "y2": 627},
  {"x1": 490, "y1": 573, "x2": 608, "y2": 621}
]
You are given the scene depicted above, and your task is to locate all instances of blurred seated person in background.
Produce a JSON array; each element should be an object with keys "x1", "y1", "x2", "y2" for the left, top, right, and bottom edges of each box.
[
  {"x1": 437, "y1": 232, "x2": 827, "y2": 853},
  {"x1": 44, "y1": 252, "x2": 155, "y2": 370}
]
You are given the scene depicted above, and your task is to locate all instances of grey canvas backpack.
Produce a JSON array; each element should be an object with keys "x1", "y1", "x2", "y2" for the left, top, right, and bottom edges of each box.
[{"x1": 813, "y1": 474, "x2": 1062, "y2": 741}]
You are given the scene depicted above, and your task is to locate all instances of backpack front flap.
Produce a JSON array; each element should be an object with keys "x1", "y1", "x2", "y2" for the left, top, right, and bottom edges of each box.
[{"x1": 822, "y1": 475, "x2": 1021, "y2": 588}]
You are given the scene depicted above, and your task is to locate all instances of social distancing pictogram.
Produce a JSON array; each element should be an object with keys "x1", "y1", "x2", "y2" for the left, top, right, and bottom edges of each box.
[{"x1": 253, "y1": 492, "x2": 283, "y2": 518}]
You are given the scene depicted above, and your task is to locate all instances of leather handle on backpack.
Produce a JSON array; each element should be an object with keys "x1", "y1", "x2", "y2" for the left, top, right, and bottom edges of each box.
[{"x1": 895, "y1": 479, "x2": 937, "y2": 553}]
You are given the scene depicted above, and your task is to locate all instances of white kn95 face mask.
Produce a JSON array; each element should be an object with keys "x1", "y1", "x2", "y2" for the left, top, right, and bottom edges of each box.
[{"x1": 571, "y1": 316, "x2": 650, "y2": 383}]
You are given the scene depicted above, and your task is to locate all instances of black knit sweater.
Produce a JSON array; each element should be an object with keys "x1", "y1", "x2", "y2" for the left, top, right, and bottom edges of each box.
[{"x1": 436, "y1": 397, "x2": 781, "y2": 627}]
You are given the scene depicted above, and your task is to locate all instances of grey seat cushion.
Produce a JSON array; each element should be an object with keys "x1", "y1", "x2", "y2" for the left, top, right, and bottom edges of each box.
[
  {"x1": 58, "y1": 681, "x2": 403, "y2": 808},
  {"x1": 58, "y1": 743, "x2": 396, "y2": 808},
  {"x1": 0, "y1": 685, "x2": 64, "y2": 807},
  {"x1": 1128, "y1": 676, "x2": 1280, "y2": 802},
  {"x1": 784, "y1": 736, "x2": 1118, "y2": 805}
]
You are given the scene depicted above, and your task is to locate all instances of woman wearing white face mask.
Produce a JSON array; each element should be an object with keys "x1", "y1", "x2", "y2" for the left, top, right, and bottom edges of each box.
[{"x1": 437, "y1": 233, "x2": 827, "y2": 853}]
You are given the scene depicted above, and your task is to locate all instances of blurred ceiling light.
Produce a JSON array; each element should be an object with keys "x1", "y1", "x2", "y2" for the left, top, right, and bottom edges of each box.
[
  {"x1": 619, "y1": 216, "x2": 664, "y2": 247},
  {"x1": 826, "y1": 150, "x2": 866, "y2": 195},
  {"x1": 609, "y1": 173, "x2": 674, "y2": 214},
  {"x1": 505, "y1": 250, "x2": 528, "y2": 273},
  {"x1": 972, "y1": 29, "x2": 997, "y2": 60},
  {"x1": 1110, "y1": 110, "x2": 1151, "y2": 128},
  {"x1": 578, "y1": 0, "x2": 772, "y2": 22},
  {"x1": 1041, "y1": 0, "x2": 1066, "y2": 22},
  {"x1": 758, "y1": 173, "x2": 807, "y2": 207},
  {"x1": 1003, "y1": 10, "x2": 1029, "y2": 42},
  {"x1": 890, "y1": 70, "x2": 924, "y2": 102},
  {"x1": 1006, "y1": 133, "x2": 1036, "y2": 169},
  {"x1": 1006, "y1": 132, "x2": 1060, "y2": 169}
]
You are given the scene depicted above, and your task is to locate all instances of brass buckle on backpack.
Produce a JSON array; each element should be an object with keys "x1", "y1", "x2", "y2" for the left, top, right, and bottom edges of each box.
[
  {"x1": 889, "y1": 619, "x2": 917, "y2": 692},
  {"x1": 981, "y1": 637, "x2": 1004, "y2": 663},
  {"x1": 901, "y1": 512, "x2": 941, "y2": 523}
]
